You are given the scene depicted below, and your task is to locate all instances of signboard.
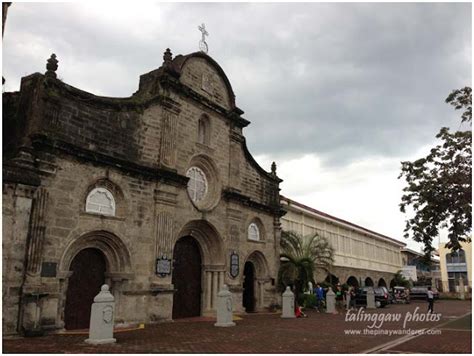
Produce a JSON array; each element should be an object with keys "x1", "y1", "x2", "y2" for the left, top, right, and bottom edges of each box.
[
  {"x1": 230, "y1": 251, "x2": 239, "y2": 278},
  {"x1": 41, "y1": 262, "x2": 57, "y2": 277},
  {"x1": 156, "y1": 256, "x2": 171, "y2": 277}
]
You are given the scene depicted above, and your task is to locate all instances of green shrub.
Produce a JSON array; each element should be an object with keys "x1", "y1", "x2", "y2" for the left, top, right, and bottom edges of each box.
[{"x1": 299, "y1": 294, "x2": 317, "y2": 308}]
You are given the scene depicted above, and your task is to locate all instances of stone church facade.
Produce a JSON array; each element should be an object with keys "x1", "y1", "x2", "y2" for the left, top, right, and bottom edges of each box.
[{"x1": 3, "y1": 49, "x2": 283, "y2": 334}]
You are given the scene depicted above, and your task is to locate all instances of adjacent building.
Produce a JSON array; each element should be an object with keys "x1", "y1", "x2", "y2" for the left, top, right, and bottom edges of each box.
[
  {"x1": 280, "y1": 197, "x2": 405, "y2": 288},
  {"x1": 400, "y1": 248, "x2": 441, "y2": 289},
  {"x1": 439, "y1": 241, "x2": 472, "y2": 293}
]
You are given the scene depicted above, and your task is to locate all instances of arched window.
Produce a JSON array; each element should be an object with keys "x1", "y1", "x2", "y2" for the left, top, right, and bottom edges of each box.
[
  {"x1": 198, "y1": 115, "x2": 210, "y2": 145},
  {"x1": 85, "y1": 187, "x2": 116, "y2": 216},
  {"x1": 248, "y1": 223, "x2": 260, "y2": 241}
]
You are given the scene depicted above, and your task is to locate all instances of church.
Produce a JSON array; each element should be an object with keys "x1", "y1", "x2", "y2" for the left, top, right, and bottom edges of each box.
[{"x1": 3, "y1": 46, "x2": 284, "y2": 334}]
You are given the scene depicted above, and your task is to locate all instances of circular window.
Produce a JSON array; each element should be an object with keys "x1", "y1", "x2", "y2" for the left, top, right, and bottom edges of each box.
[{"x1": 186, "y1": 166, "x2": 208, "y2": 203}]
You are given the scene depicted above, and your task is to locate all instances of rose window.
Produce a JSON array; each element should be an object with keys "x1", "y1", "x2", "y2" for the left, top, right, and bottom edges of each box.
[{"x1": 186, "y1": 166, "x2": 208, "y2": 203}]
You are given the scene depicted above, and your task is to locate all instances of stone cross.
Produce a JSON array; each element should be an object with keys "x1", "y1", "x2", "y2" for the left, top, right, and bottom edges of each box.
[
  {"x1": 214, "y1": 284, "x2": 235, "y2": 327},
  {"x1": 326, "y1": 288, "x2": 336, "y2": 313},
  {"x1": 85, "y1": 284, "x2": 116, "y2": 344},
  {"x1": 281, "y1": 286, "x2": 295, "y2": 318},
  {"x1": 366, "y1": 287, "x2": 376, "y2": 309}
]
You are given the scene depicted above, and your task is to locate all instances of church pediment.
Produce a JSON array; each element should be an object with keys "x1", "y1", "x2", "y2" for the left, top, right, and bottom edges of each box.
[{"x1": 176, "y1": 53, "x2": 234, "y2": 111}]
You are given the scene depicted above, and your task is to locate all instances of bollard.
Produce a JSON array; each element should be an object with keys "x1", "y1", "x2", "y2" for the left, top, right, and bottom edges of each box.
[
  {"x1": 326, "y1": 288, "x2": 336, "y2": 313},
  {"x1": 85, "y1": 285, "x2": 116, "y2": 344},
  {"x1": 459, "y1": 278, "x2": 465, "y2": 300},
  {"x1": 366, "y1": 288, "x2": 376, "y2": 309},
  {"x1": 214, "y1": 284, "x2": 235, "y2": 327},
  {"x1": 281, "y1": 286, "x2": 295, "y2": 318}
]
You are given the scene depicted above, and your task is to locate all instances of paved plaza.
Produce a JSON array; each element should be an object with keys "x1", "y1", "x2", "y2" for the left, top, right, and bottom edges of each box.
[{"x1": 3, "y1": 300, "x2": 471, "y2": 354}]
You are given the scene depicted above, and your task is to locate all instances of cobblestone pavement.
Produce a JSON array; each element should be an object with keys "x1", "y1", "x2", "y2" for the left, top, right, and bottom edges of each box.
[{"x1": 3, "y1": 300, "x2": 471, "y2": 354}]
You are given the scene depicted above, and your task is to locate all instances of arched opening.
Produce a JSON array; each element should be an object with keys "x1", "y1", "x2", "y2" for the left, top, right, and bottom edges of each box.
[
  {"x1": 243, "y1": 262, "x2": 256, "y2": 312},
  {"x1": 390, "y1": 279, "x2": 396, "y2": 289},
  {"x1": 347, "y1": 276, "x2": 359, "y2": 288},
  {"x1": 378, "y1": 278, "x2": 387, "y2": 287},
  {"x1": 325, "y1": 273, "x2": 339, "y2": 286},
  {"x1": 364, "y1": 277, "x2": 374, "y2": 287},
  {"x1": 64, "y1": 248, "x2": 106, "y2": 330},
  {"x1": 172, "y1": 236, "x2": 202, "y2": 319}
]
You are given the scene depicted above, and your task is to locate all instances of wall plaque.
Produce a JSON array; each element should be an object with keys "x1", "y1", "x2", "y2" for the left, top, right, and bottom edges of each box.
[
  {"x1": 156, "y1": 256, "x2": 171, "y2": 277},
  {"x1": 40, "y1": 262, "x2": 57, "y2": 277},
  {"x1": 230, "y1": 251, "x2": 239, "y2": 278}
]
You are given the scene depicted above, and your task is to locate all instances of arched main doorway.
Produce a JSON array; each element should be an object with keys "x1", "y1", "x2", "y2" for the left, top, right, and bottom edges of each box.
[
  {"x1": 378, "y1": 278, "x2": 387, "y2": 287},
  {"x1": 64, "y1": 248, "x2": 106, "y2": 330},
  {"x1": 243, "y1": 262, "x2": 256, "y2": 312},
  {"x1": 172, "y1": 236, "x2": 202, "y2": 319}
]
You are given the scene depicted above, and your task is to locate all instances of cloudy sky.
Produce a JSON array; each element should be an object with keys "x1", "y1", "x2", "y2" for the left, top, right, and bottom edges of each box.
[{"x1": 3, "y1": 2, "x2": 472, "y2": 251}]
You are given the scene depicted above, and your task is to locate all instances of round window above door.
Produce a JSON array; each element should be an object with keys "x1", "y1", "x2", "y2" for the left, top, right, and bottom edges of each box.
[
  {"x1": 186, "y1": 166, "x2": 208, "y2": 203},
  {"x1": 185, "y1": 155, "x2": 221, "y2": 212}
]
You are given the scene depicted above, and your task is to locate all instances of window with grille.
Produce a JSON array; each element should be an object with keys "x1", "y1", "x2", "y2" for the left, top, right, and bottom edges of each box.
[{"x1": 85, "y1": 188, "x2": 115, "y2": 216}]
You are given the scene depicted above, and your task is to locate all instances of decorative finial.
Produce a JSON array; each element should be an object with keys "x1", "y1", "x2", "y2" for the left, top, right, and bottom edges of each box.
[
  {"x1": 163, "y1": 48, "x2": 173, "y2": 65},
  {"x1": 198, "y1": 23, "x2": 209, "y2": 54},
  {"x1": 45, "y1": 53, "x2": 58, "y2": 78},
  {"x1": 271, "y1": 161, "x2": 277, "y2": 175}
]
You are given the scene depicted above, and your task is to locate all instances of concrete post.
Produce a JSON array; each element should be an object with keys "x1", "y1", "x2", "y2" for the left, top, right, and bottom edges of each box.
[
  {"x1": 281, "y1": 286, "x2": 295, "y2": 318},
  {"x1": 326, "y1": 288, "x2": 336, "y2": 314},
  {"x1": 85, "y1": 285, "x2": 116, "y2": 344},
  {"x1": 366, "y1": 288, "x2": 376, "y2": 309},
  {"x1": 214, "y1": 285, "x2": 235, "y2": 327},
  {"x1": 459, "y1": 278, "x2": 465, "y2": 300}
]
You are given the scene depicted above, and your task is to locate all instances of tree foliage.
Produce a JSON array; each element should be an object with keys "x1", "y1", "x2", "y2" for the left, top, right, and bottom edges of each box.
[
  {"x1": 399, "y1": 87, "x2": 472, "y2": 254},
  {"x1": 278, "y1": 230, "x2": 334, "y2": 301},
  {"x1": 391, "y1": 270, "x2": 411, "y2": 288}
]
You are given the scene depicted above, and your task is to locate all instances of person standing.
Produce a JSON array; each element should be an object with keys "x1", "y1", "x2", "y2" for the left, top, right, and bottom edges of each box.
[
  {"x1": 427, "y1": 286, "x2": 434, "y2": 313},
  {"x1": 314, "y1": 284, "x2": 325, "y2": 312},
  {"x1": 335, "y1": 284, "x2": 344, "y2": 312}
]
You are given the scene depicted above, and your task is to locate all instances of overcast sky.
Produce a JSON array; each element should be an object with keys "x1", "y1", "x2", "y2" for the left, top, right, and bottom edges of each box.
[{"x1": 3, "y1": 2, "x2": 472, "y2": 251}]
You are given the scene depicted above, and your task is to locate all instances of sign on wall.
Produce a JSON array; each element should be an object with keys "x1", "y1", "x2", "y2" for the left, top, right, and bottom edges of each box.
[
  {"x1": 156, "y1": 256, "x2": 172, "y2": 277},
  {"x1": 230, "y1": 251, "x2": 239, "y2": 278}
]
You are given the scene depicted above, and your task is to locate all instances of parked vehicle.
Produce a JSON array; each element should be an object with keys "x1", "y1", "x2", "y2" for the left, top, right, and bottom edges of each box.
[
  {"x1": 410, "y1": 286, "x2": 439, "y2": 300},
  {"x1": 391, "y1": 286, "x2": 410, "y2": 304},
  {"x1": 354, "y1": 287, "x2": 390, "y2": 308}
]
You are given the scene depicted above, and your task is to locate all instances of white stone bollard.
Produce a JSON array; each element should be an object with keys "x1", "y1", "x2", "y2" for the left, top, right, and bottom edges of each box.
[
  {"x1": 214, "y1": 284, "x2": 235, "y2": 327},
  {"x1": 326, "y1": 288, "x2": 336, "y2": 313},
  {"x1": 459, "y1": 278, "x2": 465, "y2": 300},
  {"x1": 281, "y1": 286, "x2": 295, "y2": 318},
  {"x1": 366, "y1": 288, "x2": 376, "y2": 309},
  {"x1": 85, "y1": 284, "x2": 116, "y2": 344}
]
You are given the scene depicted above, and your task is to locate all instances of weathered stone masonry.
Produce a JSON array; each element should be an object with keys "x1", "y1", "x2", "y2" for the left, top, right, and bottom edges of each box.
[{"x1": 3, "y1": 50, "x2": 284, "y2": 335}]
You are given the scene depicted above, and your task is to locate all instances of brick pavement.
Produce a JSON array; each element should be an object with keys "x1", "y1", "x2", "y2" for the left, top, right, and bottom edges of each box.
[{"x1": 2, "y1": 300, "x2": 471, "y2": 354}]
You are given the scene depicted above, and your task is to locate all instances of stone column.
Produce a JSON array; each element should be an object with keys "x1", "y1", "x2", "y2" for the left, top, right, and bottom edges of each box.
[
  {"x1": 212, "y1": 272, "x2": 218, "y2": 310},
  {"x1": 259, "y1": 281, "x2": 265, "y2": 308},
  {"x1": 366, "y1": 288, "x2": 376, "y2": 309},
  {"x1": 85, "y1": 285, "x2": 116, "y2": 345},
  {"x1": 214, "y1": 285, "x2": 235, "y2": 327},
  {"x1": 206, "y1": 271, "x2": 212, "y2": 310},
  {"x1": 326, "y1": 289, "x2": 336, "y2": 314},
  {"x1": 281, "y1": 287, "x2": 295, "y2": 318}
]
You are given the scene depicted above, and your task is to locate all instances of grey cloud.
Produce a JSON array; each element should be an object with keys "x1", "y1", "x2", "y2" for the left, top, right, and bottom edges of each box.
[{"x1": 3, "y1": 2, "x2": 471, "y2": 168}]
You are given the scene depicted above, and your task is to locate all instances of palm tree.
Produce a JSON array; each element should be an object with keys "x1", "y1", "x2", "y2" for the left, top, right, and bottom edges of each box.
[{"x1": 279, "y1": 230, "x2": 335, "y2": 304}]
